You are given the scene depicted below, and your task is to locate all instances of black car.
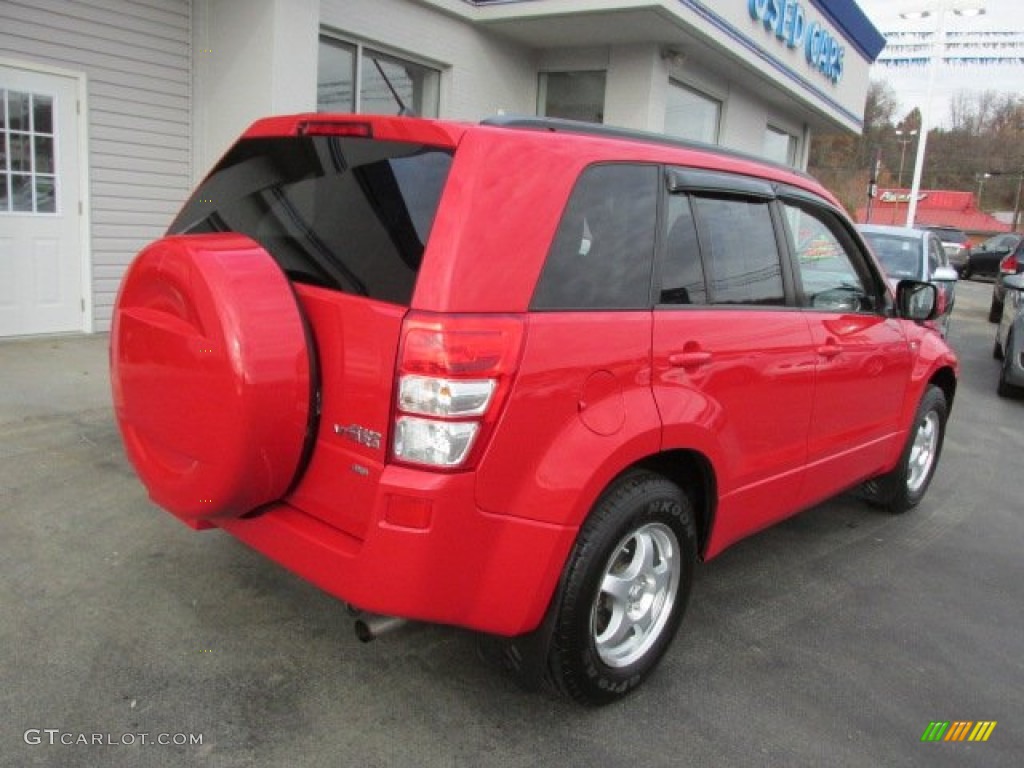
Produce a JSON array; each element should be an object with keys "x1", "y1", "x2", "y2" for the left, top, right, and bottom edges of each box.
[
  {"x1": 981, "y1": 234, "x2": 1024, "y2": 322},
  {"x1": 923, "y1": 226, "x2": 972, "y2": 276},
  {"x1": 968, "y1": 232, "x2": 1021, "y2": 283}
]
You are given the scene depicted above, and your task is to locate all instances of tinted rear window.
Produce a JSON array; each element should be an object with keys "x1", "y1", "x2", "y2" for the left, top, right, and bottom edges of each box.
[
  {"x1": 531, "y1": 164, "x2": 658, "y2": 310},
  {"x1": 169, "y1": 137, "x2": 453, "y2": 305},
  {"x1": 928, "y1": 228, "x2": 967, "y2": 244}
]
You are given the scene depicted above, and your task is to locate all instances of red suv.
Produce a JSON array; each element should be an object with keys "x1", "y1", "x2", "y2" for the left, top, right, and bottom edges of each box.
[{"x1": 111, "y1": 114, "x2": 958, "y2": 705}]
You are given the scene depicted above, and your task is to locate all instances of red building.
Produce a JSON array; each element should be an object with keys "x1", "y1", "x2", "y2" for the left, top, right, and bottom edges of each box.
[{"x1": 857, "y1": 189, "x2": 1011, "y2": 242}]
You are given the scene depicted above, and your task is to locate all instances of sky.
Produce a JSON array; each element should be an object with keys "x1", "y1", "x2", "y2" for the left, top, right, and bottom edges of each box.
[{"x1": 855, "y1": 0, "x2": 1024, "y2": 127}]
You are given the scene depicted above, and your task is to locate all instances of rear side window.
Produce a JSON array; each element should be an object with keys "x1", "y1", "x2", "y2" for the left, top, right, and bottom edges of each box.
[
  {"x1": 659, "y1": 194, "x2": 707, "y2": 305},
  {"x1": 692, "y1": 196, "x2": 784, "y2": 305},
  {"x1": 169, "y1": 137, "x2": 453, "y2": 306},
  {"x1": 532, "y1": 164, "x2": 658, "y2": 310}
]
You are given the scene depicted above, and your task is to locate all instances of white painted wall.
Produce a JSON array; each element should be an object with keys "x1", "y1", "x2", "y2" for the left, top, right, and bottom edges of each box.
[
  {"x1": 0, "y1": 0, "x2": 192, "y2": 332},
  {"x1": 603, "y1": 44, "x2": 661, "y2": 131},
  {"x1": 318, "y1": 0, "x2": 537, "y2": 120},
  {"x1": 192, "y1": 0, "x2": 318, "y2": 175}
]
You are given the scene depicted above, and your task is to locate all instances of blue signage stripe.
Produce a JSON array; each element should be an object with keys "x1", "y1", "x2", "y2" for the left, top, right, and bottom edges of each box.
[
  {"x1": 470, "y1": 1, "x2": 884, "y2": 60},
  {"x1": 679, "y1": 0, "x2": 863, "y2": 130},
  {"x1": 808, "y1": 0, "x2": 887, "y2": 60},
  {"x1": 469, "y1": 0, "x2": 871, "y2": 130}
]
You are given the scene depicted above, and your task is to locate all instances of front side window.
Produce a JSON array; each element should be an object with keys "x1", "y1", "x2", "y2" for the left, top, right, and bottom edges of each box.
[
  {"x1": 784, "y1": 202, "x2": 875, "y2": 312},
  {"x1": 532, "y1": 164, "x2": 658, "y2": 310},
  {"x1": 318, "y1": 35, "x2": 440, "y2": 118},
  {"x1": 928, "y1": 236, "x2": 944, "y2": 273},
  {"x1": 665, "y1": 81, "x2": 720, "y2": 144},
  {"x1": 169, "y1": 137, "x2": 453, "y2": 306},
  {"x1": 692, "y1": 196, "x2": 783, "y2": 305},
  {"x1": 538, "y1": 71, "x2": 606, "y2": 124}
]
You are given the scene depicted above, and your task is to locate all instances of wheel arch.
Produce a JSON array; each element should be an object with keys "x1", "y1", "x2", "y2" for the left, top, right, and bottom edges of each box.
[
  {"x1": 628, "y1": 449, "x2": 718, "y2": 561},
  {"x1": 929, "y1": 365, "x2": 958, "y2": 412}
]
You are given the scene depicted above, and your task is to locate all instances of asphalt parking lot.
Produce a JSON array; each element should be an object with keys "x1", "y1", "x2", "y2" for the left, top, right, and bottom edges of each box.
[{"x1": 2, "y1": 280, "x2": 1022, "y2": 768}]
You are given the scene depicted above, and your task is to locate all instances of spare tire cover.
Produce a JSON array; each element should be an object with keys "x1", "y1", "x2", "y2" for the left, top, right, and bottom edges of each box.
[{"x1": 111, "y1": 233, "x2": 313, "y2": 521}]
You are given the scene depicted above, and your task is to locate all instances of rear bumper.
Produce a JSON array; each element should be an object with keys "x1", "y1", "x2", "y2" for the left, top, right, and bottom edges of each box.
[{"x1": 215, "y1": 468, "x2": 578, "y2": 636}]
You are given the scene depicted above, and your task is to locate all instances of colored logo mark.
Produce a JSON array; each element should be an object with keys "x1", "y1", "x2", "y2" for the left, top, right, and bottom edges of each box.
[{"x1": 921, "y1": 721, "x2": 997, "y2": 742}]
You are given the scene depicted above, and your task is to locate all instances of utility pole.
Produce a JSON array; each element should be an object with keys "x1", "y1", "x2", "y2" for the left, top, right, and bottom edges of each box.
[
  {"x1": 866, "y1": 148, "x2": 881, "y2": 223},
  {"x1": 1013, "y1": 172, "x2": 1022, "y2": 231},
  {"x1": 988, "y1": 170, "x2": 1024, "y2": 231}
]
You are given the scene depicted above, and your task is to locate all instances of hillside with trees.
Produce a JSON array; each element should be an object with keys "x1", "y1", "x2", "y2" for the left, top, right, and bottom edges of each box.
[{"x1": 808, "y1": 82, "x2": 1024, "y2": 225}]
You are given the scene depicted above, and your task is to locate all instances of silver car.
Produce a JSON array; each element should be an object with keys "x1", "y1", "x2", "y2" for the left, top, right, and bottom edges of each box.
[
  {"x1": 994, "y1": 274, "x2": 1024, "y2": 397},
  {"x1": 858, "y1": 224, "x2": 959, "y2": 338}
]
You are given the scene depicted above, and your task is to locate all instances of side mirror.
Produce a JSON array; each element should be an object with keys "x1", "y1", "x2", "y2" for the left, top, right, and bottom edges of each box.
[
  {"x1": 897, "y1": 279, "x2": 938, "y2": 322},
  {"x1": 932, "y1": 266, "x2": 958, "y2": 282}
]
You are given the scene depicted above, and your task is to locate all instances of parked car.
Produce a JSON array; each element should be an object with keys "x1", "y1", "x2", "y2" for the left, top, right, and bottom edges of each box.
[
  {"x1": 993, "y1": 274, "x2": 1024, "y2": 396},
  {"x1": 110, "y1": 114, "x2": 958, "y2": 705},
  {"x1": 858, "y1": 224, "x2": 958, "y2": 337},
  {"x1": 966, "y1": 232, "x2": 1021, "y2": 284},
  {"x1": 981, "y1": 234, "x2": 1024, "y2": 322},
  {"x1": 922, "y1": 225, "x2": 972, "y2": 276}
]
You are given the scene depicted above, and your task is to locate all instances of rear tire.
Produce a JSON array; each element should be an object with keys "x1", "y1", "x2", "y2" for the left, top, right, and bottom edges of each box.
[
  {"x1": 547, "y1": 470, "x2": 696, "y2": 706},
  {"x1": 860, "y1": 386, "x2": 948, "y2": 514},
  {"x1": 997, "y1": 333, "x2": 1019, "y2": 398},
  {"x1": 988, "y1": 297, "x2": 1002, "y2": 323}
]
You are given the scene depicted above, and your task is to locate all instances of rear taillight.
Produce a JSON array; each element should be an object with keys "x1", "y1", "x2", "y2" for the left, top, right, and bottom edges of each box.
[
  {"x1": 1000, "y1": 254, "x2": 1019, "y2": 275},
  {"x1": 392, "y1": 313, "x2": 525, "y2": 470}
]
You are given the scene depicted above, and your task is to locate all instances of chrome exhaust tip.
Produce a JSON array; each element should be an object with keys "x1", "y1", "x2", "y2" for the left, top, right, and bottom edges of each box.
[{"x1": 354, "y1": 613, "x2": 408, "y2": 642}]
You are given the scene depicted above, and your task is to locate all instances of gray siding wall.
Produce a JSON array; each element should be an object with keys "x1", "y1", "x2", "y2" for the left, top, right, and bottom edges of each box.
[{"x1": 0, "y1": 0, "x2": 191, "y2": 331}]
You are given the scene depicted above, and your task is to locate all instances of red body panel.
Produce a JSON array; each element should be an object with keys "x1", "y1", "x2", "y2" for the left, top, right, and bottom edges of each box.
[
  {"x1": 285, "y1": 286, "x2": 406, "y2": 541},
  {"x1": 110, "y1": 114, "x2": 960, "y2": 639},
  {"x1": 799, "y1": 312, "x2": 912, "y2": 506},
  {"x1": 475, "y1": 312, "x2": 661, "y2": 527},
  {"x1": 654, "y1": 310, "x2": 816, "y2": 556},
  {"x1": 111, "y1": 234, "x2": 311, "y2": 521},
  {"x1": 216, "y1": 470, "x2": 578, "y2": 635}
]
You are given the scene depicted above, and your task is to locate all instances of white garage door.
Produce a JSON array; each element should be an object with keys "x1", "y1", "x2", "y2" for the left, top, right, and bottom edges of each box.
[{"x1": 0, "y1": 64, "x2": 83, "y2": 337}]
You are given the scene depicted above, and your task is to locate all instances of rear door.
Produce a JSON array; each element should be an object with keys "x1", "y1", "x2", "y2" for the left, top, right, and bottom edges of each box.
[
  {"x1": 652, "y1": 170, "x2": 816, "y2": 553},
  {"x1": 779, "y1": 194, "x2": 912, "y2": 506},
  {"x1": 169, "y1": 133, "x2": 454, "y2": 540}
]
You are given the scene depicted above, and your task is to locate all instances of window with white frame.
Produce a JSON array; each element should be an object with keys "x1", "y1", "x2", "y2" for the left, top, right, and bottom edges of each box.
[
  {"x1": 664, "y1": 81, "x2": 720, "y2": 144},
  {"x1": 764, "y1": 125, "x2": 799, "y2": 166},
  {"x1": 538, "y1": 71, "x2": 606, "y2": 124},
  {"x1": 1, "y1": 88, "x2": 56, "y2": 214},
  {"x1": 317, "y1": 35, "x2": 440, "y2": 118}
]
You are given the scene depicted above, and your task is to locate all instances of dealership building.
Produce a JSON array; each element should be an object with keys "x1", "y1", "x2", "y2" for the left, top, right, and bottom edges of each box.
[{"x1": 0, "y1": 0, "x2": 884, "y2": 337}]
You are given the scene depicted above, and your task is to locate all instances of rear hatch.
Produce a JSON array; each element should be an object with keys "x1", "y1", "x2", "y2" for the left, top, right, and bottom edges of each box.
[{"x1": 118, "y1": 116, "x2": 459, "y2": 540}]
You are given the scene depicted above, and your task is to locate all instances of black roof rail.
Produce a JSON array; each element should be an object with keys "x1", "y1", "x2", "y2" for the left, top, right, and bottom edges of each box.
[{"x1": 479, "y1": 114, "x2": 816, "y2": 182}]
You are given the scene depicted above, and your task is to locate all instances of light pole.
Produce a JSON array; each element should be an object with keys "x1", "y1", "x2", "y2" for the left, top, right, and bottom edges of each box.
[
  {"x1": 903, "y1": 1, "x2": 987, "y2": 227},
  {"x1": 895, "y1": 129, "x2": 918, "y2": 189},
  {"x1": 976, "y1": 172, "x2": 991, "y2": 210}
]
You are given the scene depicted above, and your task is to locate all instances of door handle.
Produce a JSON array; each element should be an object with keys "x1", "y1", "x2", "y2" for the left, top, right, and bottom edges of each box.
[
  {"x1": 817, "y1": 341, "x2": 842, "y2": 359},
  {"x1": 668, "y1": 351, "x2": 712, "y2": 367}
]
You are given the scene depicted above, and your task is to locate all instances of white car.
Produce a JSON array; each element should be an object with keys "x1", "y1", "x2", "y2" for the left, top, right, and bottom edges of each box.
[{"x1": 859, "y1": 224, "x2": 958, "y2": 338}]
